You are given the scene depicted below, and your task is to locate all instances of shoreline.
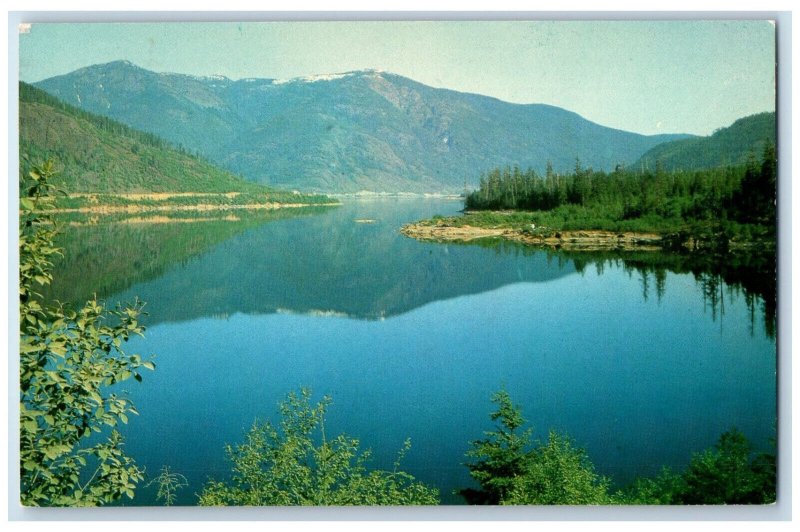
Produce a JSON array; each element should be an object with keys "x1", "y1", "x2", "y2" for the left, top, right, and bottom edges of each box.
[
  {"x1": 401, "y1": 221, "x2": 773, "y2": 253},
  {"x1": 400, "y1": 223, "x2": 664, "y2": 251}
]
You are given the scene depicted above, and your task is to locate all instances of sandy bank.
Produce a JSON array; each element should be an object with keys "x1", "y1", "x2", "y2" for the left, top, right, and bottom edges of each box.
[
  {"x1": 67, "y1": 192, "x2": 242, "y2": 201},
  {"x1": 48, "y1": 201, "x2": 340, "y2": 215},
  {"x1": 400, "y1": 223, "x2": 664, "y2": 251}
]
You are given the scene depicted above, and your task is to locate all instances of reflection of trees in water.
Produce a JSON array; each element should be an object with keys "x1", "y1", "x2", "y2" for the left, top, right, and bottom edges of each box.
[
  {"x1": 691, "y1": 253, "x2": 775, "y2": 339},
  {"x1": 629, "y1": 267, "x2": 667, "y2": 304},
  {"x1": 655, "y1": 268, "x2": 667, "y2": 302},
  {"x1": 695, "y1": 271, "x2": 775, "y2": 339},
  {"x1": 568, "y1": 248, "x2": 776, "y2": 339},
  {"x1": 676, "y1": 270, "x2": 776, "y2": 339},
  {"x1": 449, "y1": 237, "x2": 775, "y2": 338},
  {"x1": 697, "y1": 272, "x2": 724, "y2": 322}
]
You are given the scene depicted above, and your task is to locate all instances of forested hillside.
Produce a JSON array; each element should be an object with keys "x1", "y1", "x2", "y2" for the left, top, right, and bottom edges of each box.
[
  {"x1": 635, "y1": 112, "x2": 776, "y2": 172},
  {"x1": 19, "y1": 82, "x2": 264, "y2": 194}
]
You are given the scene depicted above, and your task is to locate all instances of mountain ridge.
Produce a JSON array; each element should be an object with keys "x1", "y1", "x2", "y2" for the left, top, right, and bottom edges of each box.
[{"x1": 36, "y1": 61, "x2": 693, "y2": 193}]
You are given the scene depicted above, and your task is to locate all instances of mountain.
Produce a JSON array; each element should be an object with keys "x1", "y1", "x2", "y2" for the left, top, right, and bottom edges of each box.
[
  {"x1": 19, "y1": 81, "x2": 265, "y2": 194},
  {"x1": 35, "y1": 61, "x2": 690, "y2": 193},
  {"x1": 634, "y1": 112, "x2": 776, "y2": 172}
]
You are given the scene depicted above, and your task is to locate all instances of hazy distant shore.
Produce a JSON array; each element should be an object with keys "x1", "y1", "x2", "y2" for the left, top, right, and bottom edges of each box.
[{"x1": 328, "y1": 191, "x2": 464, "y2": 200}]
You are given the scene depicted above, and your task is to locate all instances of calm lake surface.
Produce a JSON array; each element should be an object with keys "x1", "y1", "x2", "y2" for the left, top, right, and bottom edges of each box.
[{"x1": 50, "y1": 198, "x2": 776, "y2": 505}]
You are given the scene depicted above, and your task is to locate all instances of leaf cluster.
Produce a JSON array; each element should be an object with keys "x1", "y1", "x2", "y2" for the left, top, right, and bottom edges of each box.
[
  {"x1": 19, "y1": 161, "x2": 154, "y2": 506},
  {"x1": 199, "y1": 388, "x2": 439, "y2": 506}
]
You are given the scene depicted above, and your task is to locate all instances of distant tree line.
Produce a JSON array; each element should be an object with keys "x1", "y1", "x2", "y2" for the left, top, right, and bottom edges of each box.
[{"x1": 465, "y1": 145, "x2": 776, "y2": 228}]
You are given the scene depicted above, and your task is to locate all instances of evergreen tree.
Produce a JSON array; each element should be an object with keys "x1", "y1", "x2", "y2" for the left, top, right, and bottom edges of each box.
[
  {"x1": 459, "y1": 390, "x2": 532, "y2": 504},
  {"x1": 678, "y1": 429, "x2": 775, "y2": 504}
]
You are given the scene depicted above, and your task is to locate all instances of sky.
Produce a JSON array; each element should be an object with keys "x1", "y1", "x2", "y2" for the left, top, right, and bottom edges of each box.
[{"x1": 17, "y1": 19, "x2": 776, "y2": 136}]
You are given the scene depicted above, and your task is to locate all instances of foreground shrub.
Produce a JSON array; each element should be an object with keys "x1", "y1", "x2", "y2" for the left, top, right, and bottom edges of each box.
[{"x1": 199, "y1": 389, "x2": 439, "y2": 506}]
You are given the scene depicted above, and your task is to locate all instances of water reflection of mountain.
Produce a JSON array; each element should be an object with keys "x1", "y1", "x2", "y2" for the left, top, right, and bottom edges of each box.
[
  {"x1": 43, "y1": 207, "x2": 336, "y2": 306},
  {"x1": 98, "y1": 200, "x2": 577, "y2": 324}
]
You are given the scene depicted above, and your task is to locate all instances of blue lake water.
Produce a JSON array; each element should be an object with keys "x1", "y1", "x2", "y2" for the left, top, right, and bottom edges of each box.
[{"x1": 53, "y1": 198, "x2": 776, "y2": 505}]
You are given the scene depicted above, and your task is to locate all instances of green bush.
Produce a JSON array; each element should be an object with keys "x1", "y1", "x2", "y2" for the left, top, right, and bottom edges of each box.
[
  {"x1": 505, "y1": 430, "x2": 611, "y2": 505},
  {"x1": 199, "y1": 389, "x2": 439, "y2": 506}
]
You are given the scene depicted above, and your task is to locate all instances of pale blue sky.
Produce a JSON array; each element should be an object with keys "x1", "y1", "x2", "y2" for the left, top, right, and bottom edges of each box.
[{"x1": 18, "y1": 20, "x2": 776, "y2": 135}]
